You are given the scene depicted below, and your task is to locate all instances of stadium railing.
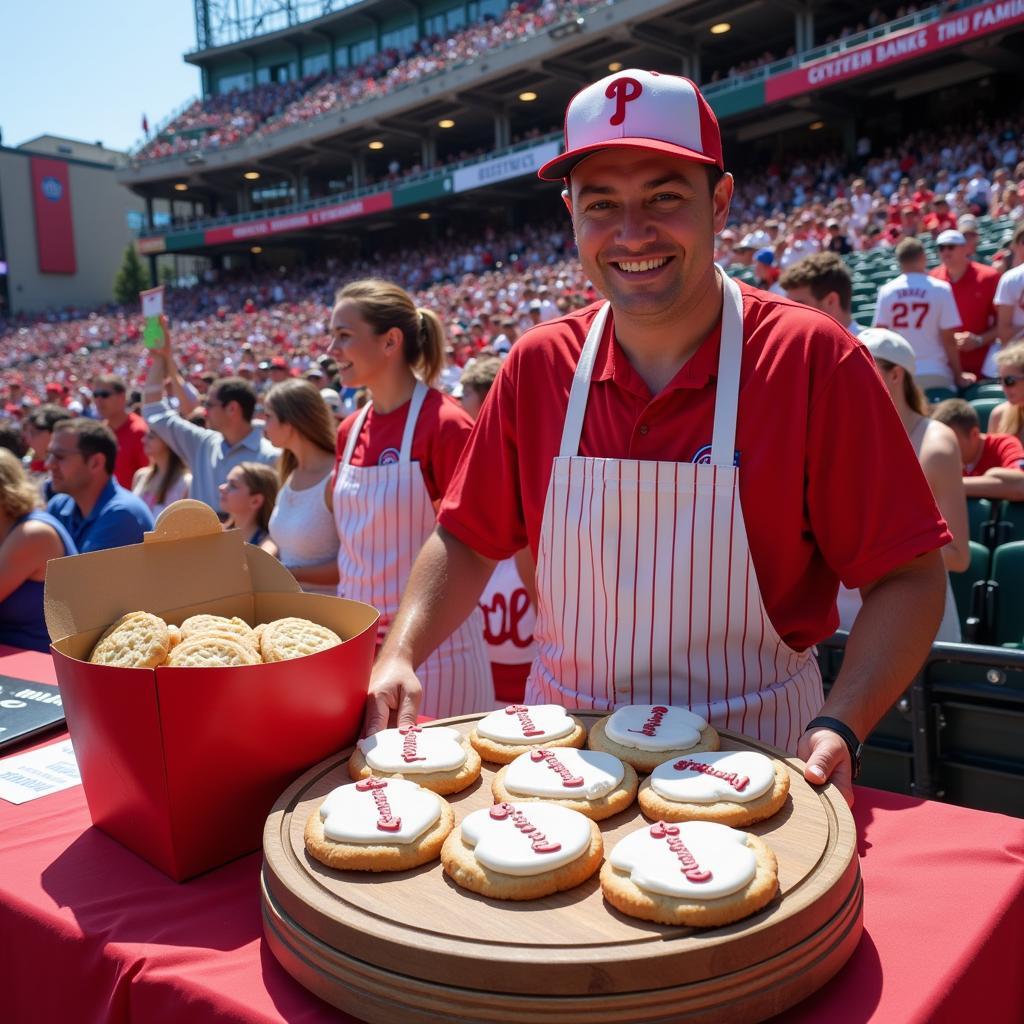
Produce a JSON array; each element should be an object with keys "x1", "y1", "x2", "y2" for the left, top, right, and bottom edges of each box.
[{"x1": 817, "y1": 632, "x2": 1024, "y2": 817}]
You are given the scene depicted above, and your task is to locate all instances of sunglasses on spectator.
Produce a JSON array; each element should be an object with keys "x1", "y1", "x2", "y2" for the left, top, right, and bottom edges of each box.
[
  {"x1": 1000, "y1": 375, "x2": 1022, "y2": 387},
  {"x1": 937, "y1": 244, "x2": 959, "y2": 251},
  {"x1": 92, "y1": 390, "x2": 116, "y2": 398}
]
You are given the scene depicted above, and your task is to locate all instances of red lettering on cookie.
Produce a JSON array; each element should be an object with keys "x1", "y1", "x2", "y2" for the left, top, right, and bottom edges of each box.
[
  {"x1": 505, "y1": 704, "x2": 545, "y2": 738},
  {"x1": 650, "y1": 821, "x2": 713, "y2": 883},
  {"x1": 398, "y1": 724, "x2": 427, "y2": 763},
  {"x1": 672, "y1": 758, "x2": 750, "y2": 792},
  {"x1": 605, "y1": 76, "x2": 643, "y2": 127},
  {"x1": 356, "y1": 778, "x2": 402, "y2": 832},
  {"x1": 627, "y1": 705, "x2": 670, "y2": 737},
  {"x1": 488, "y1": 802, "x2": 562, "y2": 853},
  {"x1": 530, "y1": 748, "x2": 585, "y2": 788}
]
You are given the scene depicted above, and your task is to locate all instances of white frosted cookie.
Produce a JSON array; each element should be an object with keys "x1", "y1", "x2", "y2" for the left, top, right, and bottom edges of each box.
[
  {"x1": 441, "y1": 801, "x2": 603, "y2": 900},
  {"x1": 601, "y1": 819, "x2": 778, "y2": 927},
  {"x1": 492, "y1": 747, "x2": 638, "y2": 821},
  {"x1": 470, "y1": 704, "x2": 587, "y2": 765},
  {"x1": 304, "y1": 777, "x2": 453, "y2": 871},
  {"x1": 639, "y1": 750, "x2": 790, "y2": 827},
  {"x1": 588, "y1": 705, "x2": 719, "y2": 772},
  {"x1": 348, "y1": 725, "x2": 481, "y2": 795}
]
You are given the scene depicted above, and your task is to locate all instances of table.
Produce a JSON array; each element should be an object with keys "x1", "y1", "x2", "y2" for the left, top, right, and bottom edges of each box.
[{"x1": 1, "y1": 645, "x2": 1022, "y2": 1024}]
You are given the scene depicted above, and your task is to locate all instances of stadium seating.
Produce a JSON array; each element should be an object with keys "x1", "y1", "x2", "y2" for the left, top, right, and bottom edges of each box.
[
  {"x1": 992, "y1": 540, "x2": 1024, "y2": 646},
  {"x1": 951, "y1": 540, "x2": 992, "y2": 636},
  {"x1": 970, "y1": 397, "x2": 1002, "y2": 431}
]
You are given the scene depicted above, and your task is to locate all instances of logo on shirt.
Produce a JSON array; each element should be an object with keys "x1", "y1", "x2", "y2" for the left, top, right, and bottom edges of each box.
[
  {"x1": 378, "y1": 447, "x2": 400, "y2": 466},
  {"x1": 691, "y1": 444, "x2": 741, "y2": 467}
]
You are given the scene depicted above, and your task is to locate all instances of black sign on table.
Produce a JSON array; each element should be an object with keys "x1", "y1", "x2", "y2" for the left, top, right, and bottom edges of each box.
[{"x1": 0, "y1": 676, "x2": 65, "y2": 754}]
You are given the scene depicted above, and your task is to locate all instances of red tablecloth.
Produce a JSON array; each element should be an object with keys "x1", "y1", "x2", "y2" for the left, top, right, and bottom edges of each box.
[{"x1": 1, "y1": 645, "x2": 1022, "y2": 1024}]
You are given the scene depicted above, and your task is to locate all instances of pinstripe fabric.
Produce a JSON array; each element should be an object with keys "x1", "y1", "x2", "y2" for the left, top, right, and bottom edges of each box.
[
  {"x1": 334, "y1": 382, "x2": 492, "y2": 719},
  {"x1": 524, "y1": 274, "x2": 823, "y2": 752}
]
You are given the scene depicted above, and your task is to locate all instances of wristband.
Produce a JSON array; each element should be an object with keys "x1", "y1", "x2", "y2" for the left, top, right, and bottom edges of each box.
[{"x1": 804, "y1": 716, "x2": 863, "y2": 779}]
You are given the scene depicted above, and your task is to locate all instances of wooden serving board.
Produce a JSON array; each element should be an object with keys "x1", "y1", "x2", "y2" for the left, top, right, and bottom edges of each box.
[{"x1": 262, "y1": 712, "x2": 862, "y2": 1024}]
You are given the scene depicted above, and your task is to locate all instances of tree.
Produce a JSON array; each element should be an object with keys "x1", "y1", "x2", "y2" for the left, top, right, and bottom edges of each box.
[{"x1": 113, "y1": 245, "x2": 149, "y2": 306}]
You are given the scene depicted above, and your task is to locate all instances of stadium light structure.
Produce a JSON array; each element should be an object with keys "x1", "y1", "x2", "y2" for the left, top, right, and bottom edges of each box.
[
  {"x1": 174, "y1": 183, "x2": 189, "y2": 191},
  {"x1": 368, "y1": 140, "x2": 384, "y2": 150},
  {"x1": 810, "y1": 121, "x2": 825, "y2": 130},
  {"x1": 710, "y1": 22, "x2": 731, "y2": 34},
  {"x1": 243, "y1": 170, "x2": 261, "y2": 180},
  {"x1": 418, "y1": 212, "x2": 431, "y2": 220},
  {"x1": 518, "y1": 91, "x2": 538, "y2": 102},
  {"x1": 608, "y1": 62, "x2": 623, "y2": 72},
  {"x1": 251, "y1": 246, "x2": 263, "y2": 253},
  {"x1": 438, "y1": 119, "x2": 455, "y2": 129}
]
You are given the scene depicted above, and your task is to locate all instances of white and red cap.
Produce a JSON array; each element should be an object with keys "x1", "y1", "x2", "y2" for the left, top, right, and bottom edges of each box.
[{"x1": 538, "y1": 69, "x2": 724, "y2": 181}]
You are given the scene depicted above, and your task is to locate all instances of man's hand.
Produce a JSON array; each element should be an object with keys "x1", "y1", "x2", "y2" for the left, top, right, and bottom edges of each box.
[
  {"x1": 797, "y1": 728, "x2": 854, "y2": 807},
  {"x1": 362, "y1": 656, "x2": 422, "y2": 736},
  {"x1": 957, "y1": 371, "x2": 978, "y2": 389},
  {"x1": 954, "y1": 330, "x2": 982, "y2": 351}
]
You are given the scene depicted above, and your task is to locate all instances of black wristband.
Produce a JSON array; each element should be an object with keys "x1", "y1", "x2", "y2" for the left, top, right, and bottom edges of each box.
[{"x1": 804, "y1": 716, "x2": 863, "y2": 779}]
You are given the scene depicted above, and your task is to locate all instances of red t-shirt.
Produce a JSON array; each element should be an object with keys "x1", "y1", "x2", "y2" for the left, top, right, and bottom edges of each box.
[
  {"x1": 113, "y1": 412, "x2": 149, "y2": 490},
  {"x1": 929, "y1": 262, "x2": 1000, "y2": 375},
  {"x1": 334, "y1": 388, "x2": 474, "y2": 503},
  {"x1": 438, "y1": 286, "x2": 951, "y2": 652},
  {"x1": 969, "y1": 433, "x2": 1024, "y2": 475}
]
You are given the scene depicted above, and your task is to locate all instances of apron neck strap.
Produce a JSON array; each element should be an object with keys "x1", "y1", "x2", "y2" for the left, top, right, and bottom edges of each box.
[
  {"x1": 340, "y1": 379, "x2": 429, "y2": 469},
  {"x1": 558, "y1": 270, "x2": 744, "y2": 467}
]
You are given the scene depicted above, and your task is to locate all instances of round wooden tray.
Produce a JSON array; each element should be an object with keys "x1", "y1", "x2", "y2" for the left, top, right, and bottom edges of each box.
[{"x1": 262, "y1": 712, "x2": 863, "y2": 1024}]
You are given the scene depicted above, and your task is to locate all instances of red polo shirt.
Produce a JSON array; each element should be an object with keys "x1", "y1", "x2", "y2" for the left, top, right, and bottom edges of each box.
[
  {"x1": 439, "y1": 285, "x2": 950, "y2": 652},
  {"x1": 113, "y1": 412, "x2": 149, "y2": 490},
  {"x1": 334, "y1": 388, "x2": 474, "y2": 503},
  {"x1": 968, "y1": 433, "x2": 1024, "y2": 475},
  {"x1": 929, "y1": 261, "x2": 1000, "y2": 376}
]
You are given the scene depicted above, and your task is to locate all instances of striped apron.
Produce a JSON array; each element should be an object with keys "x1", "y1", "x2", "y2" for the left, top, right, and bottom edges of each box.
[
  {"x1": 334, "y1": 381, "x2": 492, "y2": 719},
  {"x1": 524, "y1": 272, "x2": 824, "y2": 752}
]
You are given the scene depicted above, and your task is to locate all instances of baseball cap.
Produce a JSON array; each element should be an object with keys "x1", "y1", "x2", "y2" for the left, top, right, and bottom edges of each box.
[
  {"x1": 936, "y1": 229, "x2": 967, "y2": 246},
  {"x1": 319, "y1": 388, "x2": 341, "y2": 414},
  {"x1": 859, "y1": 328, "x2": 916, "y2": 375},
  {"x1": 528, "y1": 299, "x2": 543, "y2": 311},
  {"x1": 734, "y1": 234, "x2": 757, "y2": 251},
  {"x1": 270, "y1": 357, "x2": 288, "y2": 370},
  {"x1": 538, "y1": 69, "x2": 723, "y2": 181},
  {"x1": 957, "y1": 214, "x2": 979, "y2": 234},
  {"x1": 754, "y1": 248, "x2": 775, "y2": 266}
]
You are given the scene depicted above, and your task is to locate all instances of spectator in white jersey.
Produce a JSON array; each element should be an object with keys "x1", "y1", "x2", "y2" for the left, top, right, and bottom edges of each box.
[
  {"x1": 779, "y1": 253, "x2": 866, "y2": 336},
  {"x1": 873, "y1": 237, "x2": 965, "y2": 391}
]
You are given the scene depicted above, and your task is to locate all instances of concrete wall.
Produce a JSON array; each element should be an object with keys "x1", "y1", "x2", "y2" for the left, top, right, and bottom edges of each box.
[{"x1": 0, "y1": 147, "x2": 145, "y2": 315}]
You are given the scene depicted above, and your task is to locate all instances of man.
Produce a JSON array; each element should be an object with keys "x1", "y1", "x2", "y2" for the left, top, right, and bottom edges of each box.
[
  {"x1": 92, "y1": 375, "x2": 149, "y2": 489},
  {"x1": 849, "y1": 178, "x2": 873, "y2": 232},
  {"x1": 142, "y1": 337, "x2": 279, "y2": 510},
  {"x1": 929, "y1": 228, "x2": 1000, "y2": 380},
  {"x1": 923, "y1": 197, "x2": 957, "y2": 237},
  {"x1": 752, "y1": 248, "x2": 784, "y2": 294},
  {"x1": 268, "y1": 357, "x2": 292, "y2": 385},
  {"x1": 46, "y1": 418, "x2": 154, "y2": 553},
  {"x1": 824, "y1": 220, "x2": 852, "y2": 255},
  {"x1": 779, "y1": 252, "x2": 866, "y2": 336},
  {"x1": 957, "y1": 215, "x2": 981, "y2": 259},
  {"x1": 22, "y1": 403, "x2": 72, "y2": 499},
  {"x1": 993, "y1": 222, "x2": 1024, "y2": 360},
  {"x1": 874, "y1": 237, "x2": 965, "y2": 390},
  {"x1": 931, "y1": 399, "x2": 1024, "y2": 501},
  {"x1": 364, "y1": 70, "x2": 949, "y2": 805}
]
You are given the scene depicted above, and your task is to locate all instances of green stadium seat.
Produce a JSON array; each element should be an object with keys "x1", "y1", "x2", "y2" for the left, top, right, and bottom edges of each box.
[
  {"x1": 962, "y1": 382, "x2": 1005, "y2": 401},
  {"x1": 926, "y1": 386, "x2": 957, "y2": 404},
  {"x1": 992, "y1": 540, "x2": 1024, "y2": 645},
  {"x1": 970, "y1": 397, "x2": 1002, "y2": 431},
  {"x1": 968, "y1": 498, "x2": 996, "y2": 546},
  {"x1": 993, "y1": 499, "x2": 1024, "y2": 546},
  {"x1": 951, "y1": 540, "x2": 992, "y2": 637}
]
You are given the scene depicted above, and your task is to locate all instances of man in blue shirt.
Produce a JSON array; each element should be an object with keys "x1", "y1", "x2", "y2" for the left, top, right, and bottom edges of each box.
[{"x1": 45, "y1": 419, "x2": 154, "y2": 553}]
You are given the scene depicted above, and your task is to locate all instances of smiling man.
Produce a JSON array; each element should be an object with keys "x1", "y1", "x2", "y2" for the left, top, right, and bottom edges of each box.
[{"x1": 365, "y1": 70, "x2": 950, "y2": 804}]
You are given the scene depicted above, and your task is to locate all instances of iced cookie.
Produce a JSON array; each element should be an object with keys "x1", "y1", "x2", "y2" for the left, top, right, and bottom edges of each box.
[
  {"x1": 639, "y1": 750, "x2": 790, "y2": 827},
  {"x1": 601, "y1": 819, "x2": 778, "y2": 927},
  {"x1": 304, "y1": 777, "x2": 454, "y2": 872},
  {"x1": 588, "y1": 705, "x2": 719, "y2": 773},
  {"x1": 349, "y1": 724, "x2": 482, "y2": 795},
  {"x1": 442, "y1": 801, "x2": 602, "y2": 900},
  {"x1": 469, "y1": 704, "x2": 586, "y2": 764},
  {"x1": 491, "y1": 747, "x2": 637, "y2": 821}
]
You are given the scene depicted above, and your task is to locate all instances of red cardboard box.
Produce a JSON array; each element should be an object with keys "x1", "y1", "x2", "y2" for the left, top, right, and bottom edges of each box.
[{"x1": 44, "y1": 500, "x2": 379, "y2": 881}]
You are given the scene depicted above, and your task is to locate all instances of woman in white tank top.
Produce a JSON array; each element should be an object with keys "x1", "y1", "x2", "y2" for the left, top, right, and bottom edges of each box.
[
  {"x1": 838, "y1": 329, "x2": 969, "y2": 642},
  {"x1": 262, "y1": 379, "x2": 340, "y2": 595}
]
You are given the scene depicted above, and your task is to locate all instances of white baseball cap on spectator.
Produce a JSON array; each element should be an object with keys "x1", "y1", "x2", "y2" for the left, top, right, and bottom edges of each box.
[
  {"x1": 859, "y1": 328, "x2": 916, "y2": 375},
  {"x1": 936, "y1": 229, "x2": 967, "y2": 246},
  {"x1": 319, "y1": 388, "x2": 341, "y2": 415},
  {"x1": 538, "y1": 69, "x2": 724, "y2": 181},
  {"x1": 956, "y1": 215, "x2": 979, "y2": 234}
]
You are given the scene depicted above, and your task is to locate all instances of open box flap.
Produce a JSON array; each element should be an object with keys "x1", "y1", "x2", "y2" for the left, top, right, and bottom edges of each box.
[{"x1": 44, "y1": 499, "x2": 275, "y2": 642}]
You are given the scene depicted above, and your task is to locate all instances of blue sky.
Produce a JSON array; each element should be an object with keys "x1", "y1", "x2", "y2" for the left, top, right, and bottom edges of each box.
[{"x1": 1, "y1": 1, "x2": 201, "y2": 153}]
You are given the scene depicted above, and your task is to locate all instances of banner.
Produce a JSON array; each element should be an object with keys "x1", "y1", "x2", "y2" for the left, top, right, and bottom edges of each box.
[
  {"x1": 765, "y1": 0, "x2": 1024, "y2": 102},
  {"x1": 452, "y1": 140, "x2": 561, "y2": 194},
  {"x1": 202, "y1": 191, "x2": 393, "y2": 246},
  {"x1": 29, "y1": 157, "x2": 76, "y2": 274}
]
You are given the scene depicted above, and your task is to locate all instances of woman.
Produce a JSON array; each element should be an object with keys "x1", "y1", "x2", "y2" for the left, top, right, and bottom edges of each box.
[
  {"x1": 262, "y1": 379, "x2": 339, "y2": 594},
  {"x1": 0, "y1": 449, "x2": 77, "y2": 651},
  {"x1": 132, "y1": 429, "x2": 191, "y2": 518},
  {"x1": 837, "y1": 329, "x2": 969, "y2": 641},
  {"x1": 219, "y1": 462, "x2": 279, "y2": 546},
  {"x1": 21, "y1": 404, "x2": 71, "y2": 500},
  {"x1": 988, "y1": 341, "x2": 1024, "y2": 443},
  {"x1": 328, "y1": 278, "x2": 491, "y2": 719}
]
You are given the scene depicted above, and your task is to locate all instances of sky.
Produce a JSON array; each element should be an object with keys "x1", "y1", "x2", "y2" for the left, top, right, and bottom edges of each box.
[{"x1": 1, "y1": 1, "x2": 202, "y2": 153}]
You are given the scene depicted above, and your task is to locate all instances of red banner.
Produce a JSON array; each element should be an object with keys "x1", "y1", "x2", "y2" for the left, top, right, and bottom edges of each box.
[
  {"x1": 765, "y1": 0, "x2": 1024, "y2": 102},
  {"x1": 29, "y1": 157, "x2": 76, "y2": 274},
  {"x1": 202, "y1": 191, "x2": 394, "y2": 246}
]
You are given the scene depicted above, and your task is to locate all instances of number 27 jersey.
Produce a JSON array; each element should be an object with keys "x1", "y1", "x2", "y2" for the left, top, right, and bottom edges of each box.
[{"x1": 873, "y1": 272, "x2": 962, "y2": 380}]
